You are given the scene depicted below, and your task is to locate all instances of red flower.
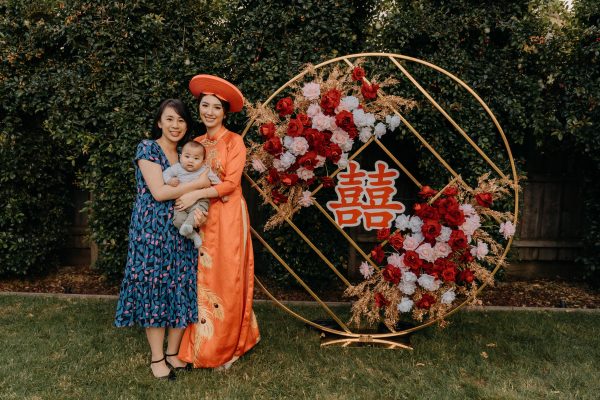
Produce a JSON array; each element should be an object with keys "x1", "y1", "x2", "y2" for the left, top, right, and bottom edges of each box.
[
  {"x1": 271, "y1": 189, "x2": 288, "y2": 204},
  {"x1": 475, "y1": 193, "x2": 493, "y2": 208},
  {"x1": 335, "y1": 110, "x2": 357, "y2": 138},
  {"x1": 352, "y1": 66, "x2": 366, "y2": 81},
  {"x1": 374, "y1": 292, "x2": 390, "y2": 308},
  {"x1": 414, "y1": 203, "x2": 440, "y2": 221},
  {"x1": 382, "y1": 264, "x2": 402, "y2": 285},
  {"x1": 441, "y1": 266, "x2": 457, "y2": 282},
  {"x1": 460, "y1": 249, "x2": 474, "y2": 263},
  {"x1": 298, "y1": 151, "x2": 318, "y2": 170},
  {"x1": 443, "y1": 186, "x2": 458, "y2": 196},
  {"x1": 286, "y1": 118, "x2": 304, "y2": 137},
  {"x1": 266, "y1": 168, "x2": 280, "y2": 185},
  {"x1": 434, "y1": 197, "x2": 459, "y2": 217},
  {"x1": 388, "y1": 233, "x2": 404, "y2": 250},
  {"x1": 280, "y1": 173, "x2": 299, "y2": 186},
  {"x1": 325, "y1": 143, "x2": 342, "y2": 163},
  {"x1": 321, "y1": 176, "x2": 335, "y2": 188},
  {"x1": 458, "y1": 268, "x2": 474, "y2": 284},
  {"x1": 370, "y1": 245, "x2": 385, "y2": 264},
  {"x1": 377, "y1": 228, "x2": 391, "y2": 241},
  {"x1": 448, "y1": 230, "x2": 469, "y2": 250},
  {"x1": 361, "y1": 81, "x2": 379, "y2": 100},
  {"x1": 259, "y1": 122, "x2": 276, "y2": 139},
  {"x1": 416, "y1": 293, "x2": 436, "y2": 309},
  {"x1": 418, "y1": 185, "x2": 438, "y2": 199},
  {"x1": 421, "y1": 219, "x2": 442, "y2": 242},
  {"x1": 276, "y1": 97, "x2": 294, "y2": 117},
  {"x1": 403, "y1": 250, "x2": 423, "y2": 272},
  {"x1": 320, "y1": 88, "x2": 342, "y2": 115},
  {"x1": 263, "y1": 136, "x2": 283, "y2": 156},
  {"x1": 296, "y1": 113, "x2": 311, "y2": 127},
  {"x1": 303, "y1": 128, "x2": 325, "y2": 148},
  {"x1": 445, "y1": 208, "x2": 466, "y2": 227}
]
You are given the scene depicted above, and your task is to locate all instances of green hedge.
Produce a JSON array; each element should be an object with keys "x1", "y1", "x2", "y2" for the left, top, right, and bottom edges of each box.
[{"x1": 1, "y1": 0, "x2": 598, "y2": 285}]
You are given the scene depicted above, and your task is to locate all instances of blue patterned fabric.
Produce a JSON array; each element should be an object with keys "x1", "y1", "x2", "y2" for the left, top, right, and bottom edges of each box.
[{"x1": 115, "y1": 140, "x2": 198, "y2": 328}]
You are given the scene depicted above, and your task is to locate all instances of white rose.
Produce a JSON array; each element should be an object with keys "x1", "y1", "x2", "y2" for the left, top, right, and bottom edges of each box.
[
  {"x1": 441, "y1": 289, "x2": 456, "y2": 305},
  {"x1": 289, "y1": 137, "x2": 309, "y2": 156},
  {"x1": 374, "y1": 122, "x2": 387, "y2": 139},
  {"x1": 417, "y1": 274, "x2": 441, "y2": 291},
  {"x1": 397, "y1": 297, "x2": 414, "y2": 313},
  {"x1": 302, "y1": 82, "x2": 321, "y2": 100}
]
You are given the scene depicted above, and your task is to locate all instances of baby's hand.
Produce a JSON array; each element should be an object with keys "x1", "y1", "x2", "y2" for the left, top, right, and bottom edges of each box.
[
  {"x1": 221, "y1": 195, "x2": 229, "y2": 203},
  {"x1": 167, "y1": 178, "x2": 180, "y2": 187}
]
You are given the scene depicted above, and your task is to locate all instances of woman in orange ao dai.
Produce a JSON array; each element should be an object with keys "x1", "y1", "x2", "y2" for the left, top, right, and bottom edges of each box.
[{"x1": 176, "y1": 74, "x2": 260, "y2": 369}]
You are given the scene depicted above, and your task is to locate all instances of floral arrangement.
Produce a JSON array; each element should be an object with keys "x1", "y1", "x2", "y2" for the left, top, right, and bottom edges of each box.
[
  {"x1": 246, "y1": 62, "x2": 417, "y2": 229},
  {"x1": 344, "y1": 174, "x2": 517, "y2": 330}
]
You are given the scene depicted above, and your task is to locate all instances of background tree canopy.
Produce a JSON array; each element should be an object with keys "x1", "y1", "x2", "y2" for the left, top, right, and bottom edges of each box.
[{"x1": 1, "y1": 0, "x2": 598, "y2": 285}]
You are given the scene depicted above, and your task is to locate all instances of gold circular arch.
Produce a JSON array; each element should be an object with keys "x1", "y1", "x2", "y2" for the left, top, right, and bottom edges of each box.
[{"x1": 242, "y1": 52, "x2": 519, "y2": 347}]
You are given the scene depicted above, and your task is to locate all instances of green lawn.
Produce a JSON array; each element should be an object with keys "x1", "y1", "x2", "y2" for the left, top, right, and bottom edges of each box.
[{"x1": 0, "y1": 295, "x2": 599, "y2": 400}]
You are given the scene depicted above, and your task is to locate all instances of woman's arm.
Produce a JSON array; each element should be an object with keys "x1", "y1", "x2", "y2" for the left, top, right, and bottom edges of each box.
[
  {"x1": 175, "y1": 186, "x2": 219, "y2": 211},
  {"x1": 138, "y1": 160, "x2": 210, "y2": 201}
]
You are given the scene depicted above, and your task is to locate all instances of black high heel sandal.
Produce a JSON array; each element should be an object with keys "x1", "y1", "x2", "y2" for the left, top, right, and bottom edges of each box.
[
  {"x1": 165, "y1": 352, "x2": 193, "y2": 371},
  {"x1": 151, "y1": 356, "x2": 177, "y2": 380}
]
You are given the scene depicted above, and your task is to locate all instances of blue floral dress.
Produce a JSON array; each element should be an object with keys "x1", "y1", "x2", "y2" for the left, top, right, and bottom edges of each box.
[{"x1": 115, "y1": 140, "x2": 198, "y2": 328}]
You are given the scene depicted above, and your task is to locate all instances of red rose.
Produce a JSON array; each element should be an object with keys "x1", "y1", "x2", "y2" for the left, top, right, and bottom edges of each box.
[
  {"x1": 445, "y1": 208, "x2": 466, "y2": 227},
  {"x1": 267, "y1": 168, "x2": 280, "y2": 185},
  {"x1": 321, "y1": 176, "x2": 335, "y2": 188},
  {"x1": 276, "y1": 97, "x2": 294, "y2": 117},
  {"x1": 287, "y1": 118, "x2": 304, "y2": 137},
  {"x1": 374, "y1": 292, "x2": 390, "y2": 308},
  {"x1": 296, "y1": 113, "x2": 311, "y2": 127},
  {"x1": 263, "y1": 136, "x2": 283, "y2": 156},
  {"x1": 475, "y1": 193, "x2": 493, "y2": 208},
  {"x1": 421, "y1": 219, "x2": 442, "y2": 242},
  {"x1": 377, "y1": 228, "x2": 391, "y2": 241},
  {"x1": 303, "y1": 128, "x2": 324, "y2": 148},
  {"x1": 320, "y1": 88, "x2": 342, "y2": 115},
  {"x1": 352, "y1": 66, "x2": 366, "y2": 81},
  {"x1": 443, "y1": 186, "x2": 458, "y2": 196},
  {"x1": 434, "y1": 197, "x2": 460, "y2": 217},
  {"x1": 382, "y1": 264, "x2": 402, "y2": 285},
  {"x1": 422, "y1": 262, "x2": 435, "y2": 276},
  {"x1": 460, "y1": 249, "x2": 474, "y2": 263},
  {"x1": 325, "y1": 143, "x2": 342, "y2": 163},
  {"x1": 271, "y1": 189, "x2": 288, "y2": 204},
  {"x1": 448, "y1": 230, "x2": 469, "y2": 250},
  {"x1": 441, "y1": 266, "x2": 457, "y2": 282},
  {"x1": 418, "y1": 185, "x2": 438, "y2": 199},
  {"x1": 458, "y1": 268, "x2": 474, "y2": 284},
  {"x1": 361, "y1": 81, "x2": 379, "y2": 100},
  {"x1": 414, "y1": 203, "x2": 440, "y2": 221},
  {"x1": 298, "y1": 151, "x2": 318, "y2": 170},
  {"x1": 370, "y1": 245, "x2": 385, "y2": 264},
  {"x1": 388, "y1": 233, "x2": 404, "y2": 250},
  {"x1": 403, "y1": 250, "x2": 422, "y2": 272},
  {"x1": 416, "y1": 293, "x2": 436, "y2": 309},
  {"x1": 259, "y1": 122, "x2": 276, "y2": 139},
  {"x1": 281, "y1": 173, "x2": 299, "y2": 186}
]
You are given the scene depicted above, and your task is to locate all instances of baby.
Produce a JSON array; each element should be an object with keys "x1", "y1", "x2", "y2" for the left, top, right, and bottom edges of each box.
[{"x1": 162, "y1": 141, "x2": 223, "y2": 248}]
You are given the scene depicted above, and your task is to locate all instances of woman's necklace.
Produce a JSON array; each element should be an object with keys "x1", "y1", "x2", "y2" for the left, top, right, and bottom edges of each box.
[{"x1": 203, "y1": 126, "x2": 227, "y2": 146}]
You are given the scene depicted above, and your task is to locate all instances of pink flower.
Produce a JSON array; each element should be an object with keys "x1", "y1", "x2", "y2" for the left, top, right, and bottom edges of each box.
[
  {"x1": 312, "y1": 113, "x2": 336, "y2": 132},
  {"x1": 298, "y1": 190, "x2": 314, "y2": 207},
  {"x1": 460, "y1": 214, "x2": 481, "y2": 236},
  {"x1": 402, "y1": 235, "x2": 422, "y2": 251},
  {"x1": 416, "y1": 243, "x2": 437, "y2": 263},
  {"x1": 470, "y1": 241, "x2": 489, "y2": 260},
  {"x1": 307, "y1": 103, "x2": 322, "y2": 118},
  {"x1": 359, "y1": 261, "x2": 374, "y2": 278},
  {"x1": 296, "y1": 167, "x2": 315, "y2": 181},
  {"x1": 330, "y1": 128, "x2": 350, "y2": 148},
  {"x1": 251, "y1": 158, "x2": 267, "y2": 173},
  {"x1": 499, "y1": 221, "x2": 516, "y2": 239},
  {"x1": 302, "y1": 82, "x2": 321, "y2": 100},
  {"x1": 433, "y1": 242, "x2": 452, "y2": 259},
  {"x1": 289, "y1": 137, "x2": 310, "y2": 156}
]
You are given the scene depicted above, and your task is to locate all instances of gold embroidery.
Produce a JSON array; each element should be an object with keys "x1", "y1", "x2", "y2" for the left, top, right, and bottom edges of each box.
[{"x1": 194, "y1": 284, "x2": 225, "y2": 351}]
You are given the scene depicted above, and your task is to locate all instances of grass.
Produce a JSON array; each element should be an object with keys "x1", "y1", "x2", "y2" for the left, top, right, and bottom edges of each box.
[{"x1": 0, "y1": 295, "x2": 599, "y2": 400}]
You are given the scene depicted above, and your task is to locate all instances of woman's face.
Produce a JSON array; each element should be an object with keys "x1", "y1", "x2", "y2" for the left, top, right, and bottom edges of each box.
[
  {"x1": 199, "y1": 95, "x2": 225, "y2": 130},
  {"x1": 157, "y1": 106, "x2": 187, "y2": 143}
]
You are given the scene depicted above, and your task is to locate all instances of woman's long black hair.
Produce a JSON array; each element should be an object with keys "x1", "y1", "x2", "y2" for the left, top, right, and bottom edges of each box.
[{"x1": 150, "y1": 98, "x2": 195, "y2": 142}]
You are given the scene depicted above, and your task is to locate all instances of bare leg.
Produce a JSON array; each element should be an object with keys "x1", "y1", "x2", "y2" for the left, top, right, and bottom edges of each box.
[
  {"x1": 145, "y1": 327, "x2": 170, "y2": 377},
  {"x1": 165, "y1": 328, "x2": 188, "y2": 368}
]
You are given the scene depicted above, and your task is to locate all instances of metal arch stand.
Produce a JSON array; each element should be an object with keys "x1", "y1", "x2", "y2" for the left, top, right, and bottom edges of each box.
[{"x1": 320, "y1": 332, "x2": 413, "y2": 350}]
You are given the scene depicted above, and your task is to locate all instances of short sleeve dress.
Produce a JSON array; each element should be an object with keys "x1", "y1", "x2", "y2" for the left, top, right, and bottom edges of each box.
[{"x1": 115, "y1": 139, "x2": 198, "y2": 328}]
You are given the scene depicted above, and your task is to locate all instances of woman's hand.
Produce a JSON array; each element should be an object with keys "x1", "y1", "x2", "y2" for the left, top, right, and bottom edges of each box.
[
  {"x1": 193, "y1": 170, "x2": 211, "y2": 189},
  {"x1": 175, "y1": 191, "x2": 201, "y2": 211},
  {"x1": 193, "y1": 209, "x2": 208, "y2": 227}
]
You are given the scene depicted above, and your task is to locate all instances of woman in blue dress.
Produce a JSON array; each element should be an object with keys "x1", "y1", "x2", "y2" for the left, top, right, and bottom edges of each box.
[{"x1": 115, "y1": 99, "x2": 209, "y2": 380}]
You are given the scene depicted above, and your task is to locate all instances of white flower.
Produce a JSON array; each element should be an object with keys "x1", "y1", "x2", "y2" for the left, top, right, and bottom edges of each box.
[
  {"x1": 499, "y1": 221, "x2": 516, "y2": 239},
  {"x1": 338, "y1": 95, "x2": 359, "y2": 111},
  {"x1": 437, "y1": 226, "x2": 452, "y2": 242},
  {"x1": 386, "y1": 114, "x2": 401, "y2": 131},
  {"x1": 460, "y1": 203, "x2": 477, "y2": 217},
  {"x1": 307, "y1": 103, "x2": 322, "y2": 118},
  {"x1": 336, "y1": 153, "x2": 349, "y2": 169},
  {"x1": 302, "y1": 82, "x2": 321, "y2": 100},
  {"x1": 441, "y1": 289, "x2": 456, "y2": 305},
  {"x1": 352, "y1": 109, "x2": 376, "y2": 128},
  {"x1": 408, "y1": 216, "x2": 424, "y2": 234},
  {"x1": 387, "y1": 253, "x2": 404, "y2": 268},
  {"x1": 274, "y1": 151, "x2": 296, "y2": 171},
  {"x1": 296, "y1": 167, "x2": 315, "y2": 181},
  {"x1": 315, "y1": 155, "x2": 326, "y2": 168},
  {"x1": 358, "y1": 127, "x2": 373, "y2": 143},
  {"x1": 416, "y1": 243, "x2": 437, "y2": 263},
  {"x1": 395, "y1": 214, "x2": 411, "y2": 231},
  {"x1": 251, "y1": 158, "x2": 267, "y2": 173},
  {"x1": 397, "y1": 297, "x2": 414, "y2": 313},
  {"x1": 341, "y1": 138, "x2": 354, "y2": 152},
  {"x1": 374, "y1": 122, "x2": 387, "y2": 139},
  {"x1": 359, "y1": 261, "x2": 374, "y2": 279},
  {"x1": 297, "y1": 190, "x2": 314, "y2": 207},
  {"x1": 402, "y1": 234, "x2": 423, "y2": 251},
  {"x1": 460, "y1": 214, "x2": 481, "y2": 236},
  {"x1": 433, "y1": 241, "x2": 452, "y2": 259},
  {"x1": 330, "y1": 128, "x2": 350, "y2": 147},
  {"x1": 401, "y1": 270, "x2": 418, "y2": 283},
  {"x1": 312, "y1": 113, "x2": 336, "y2": 132},
  {"x1": 289, "y1": 137, "x2": 309, "y2": 156},
  {"x1": 283, "y1": 135, "x2": 294, "y2": 149},
  {"x1": 470, "y1": 241, "x2": 489, "y2": 260},
  {"x1": 417, "y1": 274, "x2": 441, "y2": 291},
  {"x1": 398, "y1": 281, "x2": 417, "y2": 295}
]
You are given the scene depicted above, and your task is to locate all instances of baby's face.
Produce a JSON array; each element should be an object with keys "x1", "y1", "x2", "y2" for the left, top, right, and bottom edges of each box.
[{"x1": 180, "y1": 145, "x2": 204, "y2": 172}]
